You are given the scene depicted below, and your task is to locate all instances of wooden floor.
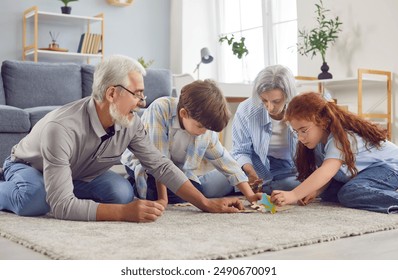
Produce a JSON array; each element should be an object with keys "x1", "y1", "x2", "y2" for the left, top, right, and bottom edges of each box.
[{"x1": 1, "y1": 228, "x2": 398, "y2": 260}]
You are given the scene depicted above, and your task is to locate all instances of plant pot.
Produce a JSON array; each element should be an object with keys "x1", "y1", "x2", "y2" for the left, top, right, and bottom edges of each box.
[
  {"x1": 61, "y1": 6, "x2": 72, "y2": 14},
  {"x1": 318, "y1": 62, "x2": 333, "y2": 79}
]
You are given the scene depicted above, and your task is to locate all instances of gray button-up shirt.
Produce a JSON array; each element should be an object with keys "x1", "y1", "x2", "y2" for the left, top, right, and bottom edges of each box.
[{"x1": 11, "y1": 97, "x2": 188, "y2": 221}]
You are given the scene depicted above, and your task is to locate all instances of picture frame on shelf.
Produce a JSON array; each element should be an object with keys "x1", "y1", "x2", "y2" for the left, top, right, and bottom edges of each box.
[{"x1": 107, "y1": 0, "x2": 133, "y2": 7}]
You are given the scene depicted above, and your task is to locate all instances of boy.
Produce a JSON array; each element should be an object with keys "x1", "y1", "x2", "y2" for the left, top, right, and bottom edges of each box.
[{"x1": 122, "y1": 80, "x2": 261, "y2": 206}]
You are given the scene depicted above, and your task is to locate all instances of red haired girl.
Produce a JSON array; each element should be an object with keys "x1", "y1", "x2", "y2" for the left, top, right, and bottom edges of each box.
[{"x1": 271, "y1": 92, "x2": 398, "y2": 213}]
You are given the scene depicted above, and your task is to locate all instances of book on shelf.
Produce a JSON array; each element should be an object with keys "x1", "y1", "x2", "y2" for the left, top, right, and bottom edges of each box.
[
  {"x1": 86, "y1": 33, "x2": 93, "y2": 54},
  {"x1": 77, "y1": 33, "x2": 102, "y2": 54},
  {"x1": 80, "y1": 33, "x2": 89, "y2": 54},
  {"x1": 94, "y1": 34, "x2": 102, "y2": 54},
  {"x1": 77, "y1": 33, "x2": 85, "y2": 53}
]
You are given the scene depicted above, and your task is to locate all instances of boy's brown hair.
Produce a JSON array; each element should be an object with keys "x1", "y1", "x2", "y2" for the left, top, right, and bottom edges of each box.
[{"x1": 177, "y1": 79, "x2": 231, "y2": 132}]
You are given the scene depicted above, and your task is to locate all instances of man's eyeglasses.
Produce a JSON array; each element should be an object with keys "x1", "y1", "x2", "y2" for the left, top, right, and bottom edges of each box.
[
  {"x1": 292, "y1": 125, "x2": 313, "y2": 137},
  {"x1": 114, "y1": 85, "x2": 146, "y2": 102}
]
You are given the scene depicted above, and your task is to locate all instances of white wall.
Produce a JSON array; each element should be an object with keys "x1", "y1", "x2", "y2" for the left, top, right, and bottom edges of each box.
[
  {"x1": 0, "y1": 0, "x2": 171, "y2": 67},
  {"x1": 297, "y1": 0, "x2": 398, "y2": 142}
]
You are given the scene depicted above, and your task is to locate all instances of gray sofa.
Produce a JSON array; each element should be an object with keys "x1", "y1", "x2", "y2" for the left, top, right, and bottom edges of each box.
[{"x1": 0, "y1": 60, "x2": 172, "y2": 164}]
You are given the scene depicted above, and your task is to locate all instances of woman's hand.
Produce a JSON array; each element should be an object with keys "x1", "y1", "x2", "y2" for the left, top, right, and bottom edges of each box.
[{"x1": 249, "y1": 178, "x2": 264, "y2": 193}]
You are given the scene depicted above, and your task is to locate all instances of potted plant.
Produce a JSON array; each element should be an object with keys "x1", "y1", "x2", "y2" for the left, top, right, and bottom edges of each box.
[
  {"x1": 297, "y1": 0, "x2": 342, "y2": 79},
  {"x1": 137, "y1": 57, "x2": 154, "y2": 69},
  {"x1": 59, "y1": 0, "x2": 78, "y2": 15},
  {"x1": 219, "y1": 34, "x2": 249, "y2": 59}
]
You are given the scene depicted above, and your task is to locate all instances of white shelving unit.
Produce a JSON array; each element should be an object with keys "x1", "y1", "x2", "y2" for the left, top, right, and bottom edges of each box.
[{"x1": 22, "y1": 6, "x2": 104, "y2": 64}]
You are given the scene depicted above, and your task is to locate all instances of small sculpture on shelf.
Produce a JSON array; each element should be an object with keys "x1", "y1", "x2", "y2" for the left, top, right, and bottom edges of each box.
[{"x1": 49, "y1": 31, "x2": 60, "y2": 49}]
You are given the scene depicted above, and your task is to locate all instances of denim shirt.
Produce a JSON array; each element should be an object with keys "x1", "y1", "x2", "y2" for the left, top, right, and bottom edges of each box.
[{"x1": 231, "y1": 97, "x2": 297, "y2": 184}]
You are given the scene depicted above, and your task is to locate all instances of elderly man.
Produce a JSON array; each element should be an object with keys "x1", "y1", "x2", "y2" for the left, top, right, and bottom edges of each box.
[{"x1": 0, "y1": 55, "x2": 243, "y2": 222}]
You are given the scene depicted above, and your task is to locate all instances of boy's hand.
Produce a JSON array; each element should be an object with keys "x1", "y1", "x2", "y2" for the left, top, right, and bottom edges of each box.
[
  {"x1": 247, "y1": 192, "x2": 263, "y2": 203},
  {"x1": 156, "y1": 199, "x2": 168, "y2": 208}
]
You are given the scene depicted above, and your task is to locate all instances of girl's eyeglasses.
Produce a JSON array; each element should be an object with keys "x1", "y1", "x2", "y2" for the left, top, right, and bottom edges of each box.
[{"x1": 292, "y1": 125, "x2": 313, "y2": 137}]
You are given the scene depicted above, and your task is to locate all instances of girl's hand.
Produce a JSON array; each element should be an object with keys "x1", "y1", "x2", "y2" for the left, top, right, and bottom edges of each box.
[
  {"x1": 271, "y1": 190, "x2": 298, "y2": 206},
  {"x1": 298, "y1": 190, "x2": 319, "y2": 206}
]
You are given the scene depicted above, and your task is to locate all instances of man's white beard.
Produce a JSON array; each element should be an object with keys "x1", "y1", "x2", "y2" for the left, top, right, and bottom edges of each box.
[{"x1": 109, "y1": 103, "x2": 134, "y2": 128}]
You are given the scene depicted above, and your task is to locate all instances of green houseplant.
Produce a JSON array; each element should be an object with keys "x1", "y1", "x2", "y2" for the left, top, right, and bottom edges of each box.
[
  {"x1": 218, "y1": 34, "x2": 249, "y2": 59},
  {"x1": 59, "y1": 0, "x2": 78, "y2": 14},
  {"x1": 137, "y1": 57, "x2": 154, "y2": 69},
  {"x1": 297, "y1": 0, "x2": 342, "y2": 79}
]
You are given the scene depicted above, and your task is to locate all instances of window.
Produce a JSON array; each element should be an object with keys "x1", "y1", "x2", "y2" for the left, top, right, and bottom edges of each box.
[{"x1": 217, "y1": 0, "x2": 297, "y2": 83}]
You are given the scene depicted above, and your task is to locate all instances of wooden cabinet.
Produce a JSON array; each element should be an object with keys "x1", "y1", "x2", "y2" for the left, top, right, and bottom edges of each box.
[
  {"x1": 296, "y1": 69, "x2": 392, "y2": 139},
  {"x1": 22, "y1": 6, "x2": 104, "y2": 64}
]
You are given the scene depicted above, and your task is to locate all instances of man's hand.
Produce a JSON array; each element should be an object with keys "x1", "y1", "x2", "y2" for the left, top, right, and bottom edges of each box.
[
  {"x1": 123, "y1": 200, "x2": 165, "y2": 222},
  {"x1": 203, "y1": 197, "x2": 244, "y2": 213},
  {"x1": 96, "y1": 199, "x2": 165, "y2": 223},
  {"x1": 270, "y1": 190, "x2": 299, "y2": 206}
]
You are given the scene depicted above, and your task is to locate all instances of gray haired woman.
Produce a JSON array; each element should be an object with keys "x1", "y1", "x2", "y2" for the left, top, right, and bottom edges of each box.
[{"x1": 231, "y1": 65, "x2": 300, "y2": 194}]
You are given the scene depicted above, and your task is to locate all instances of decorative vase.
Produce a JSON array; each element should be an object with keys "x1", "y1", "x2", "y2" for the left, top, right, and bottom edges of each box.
[
  {"x1": 318, "y1": 62, "x2": 333, "y2": 79},
  {"x1": 61, "y1": 6, "x2": 72, "y2": 14},
  {"x1": 49, "y1": 42, "x2": 59, "y2": 49}
]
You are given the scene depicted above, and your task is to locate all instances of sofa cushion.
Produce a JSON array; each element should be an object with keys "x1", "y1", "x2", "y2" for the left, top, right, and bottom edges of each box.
[
  {"x1": 1, "y1": 60, "x2": 82, "y2": 109},
  {"x1": 0, "y1": 72, "x2": 5, "y2": 105},
  {"x1": 24, "y1": 106, "x2": 60, "y2": 128},
  {"x1": 0, "y1": 105, "x2": 30, "y2": 133},
  {"x1": 81, "y1": 64, "x2": 95, "y2": 97},
  {"x1": 0, "y1": 132, "x2": 28, "y2": 164},
  {"x1": 143, "y1": 69, "x2": 172, "y2": 107}
]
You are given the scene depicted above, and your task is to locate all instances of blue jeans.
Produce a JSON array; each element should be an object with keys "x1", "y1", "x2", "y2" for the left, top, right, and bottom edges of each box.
[
  {"x1": 1, "y1": 157, "x2": 134, "y2": 216},
  {"x1": 125, "y1": 167, "x2": 226, "y2": 201},
  {"x1": 200, "y1": 169, "x2": 300, "y2": 197},
  {"x1": 321, "y1": 164, "x2": 398, "y2": 214}
]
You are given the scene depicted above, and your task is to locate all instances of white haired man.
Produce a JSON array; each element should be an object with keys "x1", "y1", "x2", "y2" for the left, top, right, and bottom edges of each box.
[{"x1": 0, "y1": 55, "x2": 243, "y2": 222}]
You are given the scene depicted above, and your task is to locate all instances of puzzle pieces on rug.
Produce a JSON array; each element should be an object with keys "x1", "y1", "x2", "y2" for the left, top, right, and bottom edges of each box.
[
  {"x1": 173, "y1": 202, "x2": 194, "y2": 207},
  {"x1": 170, "y1": 194, "x2": 294, "y2": 213},
  {"x1": 255, "y1": 193, "x2": 277, "y2": 213},
  {"x1": 240, "y1": 193, "x2": 294, "y2": 214}
]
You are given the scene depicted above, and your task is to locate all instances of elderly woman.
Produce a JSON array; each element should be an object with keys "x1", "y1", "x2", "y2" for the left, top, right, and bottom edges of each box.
[{"x1": 231, "y1": 65, "x2": 300, "y2": 194}]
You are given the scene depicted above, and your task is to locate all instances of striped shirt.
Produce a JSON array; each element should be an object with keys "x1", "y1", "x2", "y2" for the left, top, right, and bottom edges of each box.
[
  {"x1": 122, "y1": 97, "x2": 248, "y2": 198},
  {"x1": 231, "y1": 97, "x2": 297, "y2": 183}
]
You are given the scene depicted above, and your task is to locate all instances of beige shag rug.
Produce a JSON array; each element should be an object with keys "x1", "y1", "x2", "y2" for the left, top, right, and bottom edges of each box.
[{"x1": 1, "y1": 200, "x2": 398, "y2": 260}]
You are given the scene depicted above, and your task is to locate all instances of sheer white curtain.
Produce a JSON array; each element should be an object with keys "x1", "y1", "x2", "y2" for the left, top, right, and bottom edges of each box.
[{"x1": 216, "y1": 0, "x2": 297, "y2": 83}]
